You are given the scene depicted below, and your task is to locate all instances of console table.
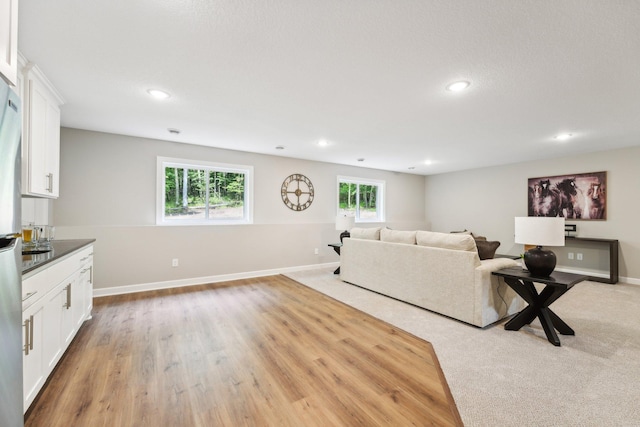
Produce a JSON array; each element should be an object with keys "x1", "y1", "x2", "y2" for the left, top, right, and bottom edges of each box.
[
  {"x1": 328, "y1": 243, "x2": 342, "y2": 274},
  {"x1": 565, "y1": 236, "x2": 618, "y2": 284},
  {"x1": 493, "y1": 267, "x2": 588, "y2": 346}
]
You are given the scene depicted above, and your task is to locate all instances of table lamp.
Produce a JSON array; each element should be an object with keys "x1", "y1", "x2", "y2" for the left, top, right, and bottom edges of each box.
[
  {"x1": 335, "y1": 215, "x2": 355, "y2": 242},
  {"x1": 515, "y1": 217, "x2": 565, "y2": 277}
]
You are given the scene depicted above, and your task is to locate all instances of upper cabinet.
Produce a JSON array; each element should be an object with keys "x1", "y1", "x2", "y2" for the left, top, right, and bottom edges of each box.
[
  {"x1": 0, "y1": 0, "x2": 19, "y2": 85},
  {"x1": 19, "y1": 55, "x2": 65, "y2": 198}
]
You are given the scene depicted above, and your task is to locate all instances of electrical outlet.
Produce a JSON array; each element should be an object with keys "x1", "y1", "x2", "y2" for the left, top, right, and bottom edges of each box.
[
  {"x1": 568, "y1": 252, "x2": 574, "y2": 260},
  {"x1": 172, "y1": 258, "x2": 179, "y2": 267},
  {"x1": 314, "y1": 248, "x2": 319, "y2": 255},
  {"x1": 577, "y1": 253, "x2": 583, "y2": 261}
]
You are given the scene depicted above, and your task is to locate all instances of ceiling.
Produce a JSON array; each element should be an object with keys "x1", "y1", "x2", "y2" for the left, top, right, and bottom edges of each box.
[{"x1": 17, "y1": 1, "x2": 640, "y2": 175}]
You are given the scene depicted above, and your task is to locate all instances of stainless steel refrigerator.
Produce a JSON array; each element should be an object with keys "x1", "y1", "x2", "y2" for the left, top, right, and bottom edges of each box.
[{"x1": 0, "y1": 78, "x2": 24, "y2": 426}]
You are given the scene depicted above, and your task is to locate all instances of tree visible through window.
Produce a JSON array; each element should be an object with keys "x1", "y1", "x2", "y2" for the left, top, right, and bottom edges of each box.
[
  {"x1": 157, "y1": 157, "x2": 253, "y2": 224},
  {"x1": 337, "y1": 177, "x2": 385, "y2": 222}
]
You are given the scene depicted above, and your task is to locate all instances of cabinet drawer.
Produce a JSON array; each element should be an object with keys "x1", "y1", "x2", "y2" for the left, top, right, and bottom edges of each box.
[
  {"x1": 77, "y1": 246, "x2": 93, "y2": 267},
  {"x1": 22, "y1": 251, "x2": 84, "y2": 309}
]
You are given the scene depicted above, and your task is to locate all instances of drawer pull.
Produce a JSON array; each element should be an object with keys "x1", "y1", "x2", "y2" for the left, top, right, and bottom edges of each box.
[{"x1": 22, "y1": 291, "x2": 38, "y2": 302}]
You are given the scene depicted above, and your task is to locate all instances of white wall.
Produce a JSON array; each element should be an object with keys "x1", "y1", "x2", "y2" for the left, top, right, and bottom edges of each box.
[
  {"x1": 425, "y1": 145, "x2": 640, "y2": 283},
  {"x1": 54, "y1": 128, "x2": 427, "y2": 291},
  {"x1": 21, "y1": 197, "x2": 52, "y2": 226}
]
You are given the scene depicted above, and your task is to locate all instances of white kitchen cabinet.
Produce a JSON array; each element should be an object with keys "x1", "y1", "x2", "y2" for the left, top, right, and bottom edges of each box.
[
  {"x1": 20, "y1": 59, "x2": 64, "y2": 198},
  {"x1": 0, "y1": 0, "x2": 19, "y2": 85},
  {"x1": 78, "y1": 248, "x2": 94, "y2": 320},
  {"x1": 22, "y1": 243, "x2": 94, "y2": 412},
  {"x1": 22, "y1": 299, "x2": 45, "y2": 411},
  {"x1": 42, "y1": 279, "x2": 72, "y2": 373}
]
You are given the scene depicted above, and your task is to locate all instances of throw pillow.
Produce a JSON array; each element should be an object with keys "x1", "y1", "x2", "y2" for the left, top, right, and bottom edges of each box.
[
  {"x1": 380, "y1": 228, "x2": 417, "y2": 244},
  {"x1": 475, "y1": 240, "x2": 501, "y2": 260},
  {"x1": 350, "y1": 227, "x2": 381, "y2": 240}
]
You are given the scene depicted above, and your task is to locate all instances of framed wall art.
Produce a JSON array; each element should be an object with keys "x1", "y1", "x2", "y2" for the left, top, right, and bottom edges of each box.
[{"x1": 528, "y1": 171, "x2": 606, "y2": 220}]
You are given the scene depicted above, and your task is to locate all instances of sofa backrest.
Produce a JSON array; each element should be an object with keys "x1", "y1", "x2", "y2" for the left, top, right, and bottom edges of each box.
[
  {"x1": 380, "y1": 228, "x2": 416, "y2": 244},
  {"x1": 349, "y1": 227, "x2": 382, "y2": 240},
  {"x1": 347, "y1": 228, "x2": 481, "y2": 266},
  {"x1": 415, "y1": 230, "x2": 477, "y2": 252}
]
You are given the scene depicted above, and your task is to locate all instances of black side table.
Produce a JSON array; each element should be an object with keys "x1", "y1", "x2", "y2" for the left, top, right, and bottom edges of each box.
[
  {"x1": 328, "y1": 243, "x2": 342, "y2": 274},
  {"x1": 492, "y1": 267, "x2": 588, "y2": 346}
]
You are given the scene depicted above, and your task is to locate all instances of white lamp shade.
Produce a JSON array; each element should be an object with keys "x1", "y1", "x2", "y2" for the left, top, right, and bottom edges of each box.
[
  {"x1": 335, "y1": 215, "x2": 355, "y2": 231},
  {"x1": 515, "y1": 217, "x2": 565, "y2": 247}
]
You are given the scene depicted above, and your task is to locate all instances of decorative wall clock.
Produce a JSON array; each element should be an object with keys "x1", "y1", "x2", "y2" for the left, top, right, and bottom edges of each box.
[{"x1": 281, "y1": 173, "x2": 314, "y2": 211}]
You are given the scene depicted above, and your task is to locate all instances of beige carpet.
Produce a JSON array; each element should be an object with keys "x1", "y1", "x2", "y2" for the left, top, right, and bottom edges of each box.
[{"x1": 285, "y1": 268, "x2": 640, "y2": 427}]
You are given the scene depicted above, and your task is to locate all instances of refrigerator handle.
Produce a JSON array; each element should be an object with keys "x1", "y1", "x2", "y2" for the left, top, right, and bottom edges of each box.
[{"x1": 0, "y1": 233, "x2": 21, "y2": 251}]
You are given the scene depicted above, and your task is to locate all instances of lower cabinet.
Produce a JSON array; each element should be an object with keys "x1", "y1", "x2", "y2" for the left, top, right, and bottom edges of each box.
[
  {"x1": 22, "y1": 302, "x2": 45, "y2": 409},
  {"x1": 78, "y1": 250, "x2": 94, "y2": 321},
  {"x1": 22, "y1": 244, "x2": 94, "y2": 412}
]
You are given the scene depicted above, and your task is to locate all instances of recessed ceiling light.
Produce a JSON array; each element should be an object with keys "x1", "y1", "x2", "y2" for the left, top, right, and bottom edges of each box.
[
  {"x1": 424, "y1": 159, "x2": 433, "y2": 165},
  {"x1": 147, "y1": 89, "x2": 171, "y2": 99},
  {"x1": 446, "y1": 81, "x2": 470, "y2": 92},
  {"x1": 317, "y1": 139, "x2": 329, "y2": 147},
  {"x1": 555, "y1": 133, "x2": 573, "y2": 141}
]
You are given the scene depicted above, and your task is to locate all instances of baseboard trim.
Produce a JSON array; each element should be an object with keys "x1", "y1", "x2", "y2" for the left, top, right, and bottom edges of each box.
[
  {"x1": 620, "y1": 276, "x2": 640, "y2": 286},
  {"x1": 93, "y1": 262, "x2": 340, "y2": 297},
  {"x1": 555, "y1": 267, "x2": 640, "y2": 286}
]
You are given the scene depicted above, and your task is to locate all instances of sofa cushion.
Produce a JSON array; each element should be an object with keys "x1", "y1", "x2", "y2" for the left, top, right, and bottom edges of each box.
[
  {"x1": 475, "y1": 240, "x2": 501, "y2": 260},
  {"x1": 380, "y1": 228, "x2": 417, "y2": 244},
  {"x1": 416, "y1": 230, "x2": 477, "y2": 251},
  {"x1": 350, "y1": 227, "x2": 381, "y2": 240}
]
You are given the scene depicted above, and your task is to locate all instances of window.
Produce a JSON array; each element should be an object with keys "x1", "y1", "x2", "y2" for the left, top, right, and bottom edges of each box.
[
  {"x1": 157, "y1": 157, "x2": 253, "y2": 225},
  {"x1": 337, "y1": 176, "x2": 385, "y2": 222}
]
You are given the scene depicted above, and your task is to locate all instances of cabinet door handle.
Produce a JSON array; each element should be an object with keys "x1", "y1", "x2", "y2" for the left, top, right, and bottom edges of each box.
[
  {"x1": 24, "y1": 317, "x2": 31, "y2": 356},
  {"x1": 46, "y1": 173, "x2": 54, "y2": 193},
  {"x1": 22, "y1": 291, "x2": 38, "y2": 302},
  {"x1": 65, "y1": 284, "x2": 71, "y2": 309},
  {"x1": 29, "y1": 315, "x2": 34, "y2": 351}
]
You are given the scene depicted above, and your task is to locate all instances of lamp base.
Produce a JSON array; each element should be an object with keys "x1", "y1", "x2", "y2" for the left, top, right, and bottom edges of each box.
[
  {"x1": 339, "y1": 230, "x2": 350, "y2": 242},
  {"x1": 523, "y1": 246, "x2": 557, "y2": 277}
]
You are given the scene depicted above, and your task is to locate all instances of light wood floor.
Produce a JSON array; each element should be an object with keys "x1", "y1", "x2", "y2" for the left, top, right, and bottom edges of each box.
[{"x1": 25, "y1": 275, "x2": 462, "y2": 426}]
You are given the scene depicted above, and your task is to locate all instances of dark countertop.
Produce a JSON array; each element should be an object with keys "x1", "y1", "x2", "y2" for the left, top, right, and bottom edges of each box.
[{"x1": 22, "y1": 239, "x2": 96, "y2": 276}]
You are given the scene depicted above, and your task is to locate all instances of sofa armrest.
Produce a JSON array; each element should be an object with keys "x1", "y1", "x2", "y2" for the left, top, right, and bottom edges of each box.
[
  {"x1": 477, "y1": 257, "x2": 519, "y2": 273},
  {"x1": 474, "y1": 257, "x2": 523, "y2": 327}
]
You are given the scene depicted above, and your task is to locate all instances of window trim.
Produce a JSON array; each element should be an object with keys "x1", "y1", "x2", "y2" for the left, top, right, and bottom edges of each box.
[
  {"x1": 337, "y1": 175, "x2": 385, "y2": 223},
  {"x1": 156, "y1": 156, "x2": 254, "y2": 225}
]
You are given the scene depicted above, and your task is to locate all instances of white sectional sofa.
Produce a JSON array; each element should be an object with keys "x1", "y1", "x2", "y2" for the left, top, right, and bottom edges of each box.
[{"x1": 340, "y1": 228, "x2": 524, "y2": 327}]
